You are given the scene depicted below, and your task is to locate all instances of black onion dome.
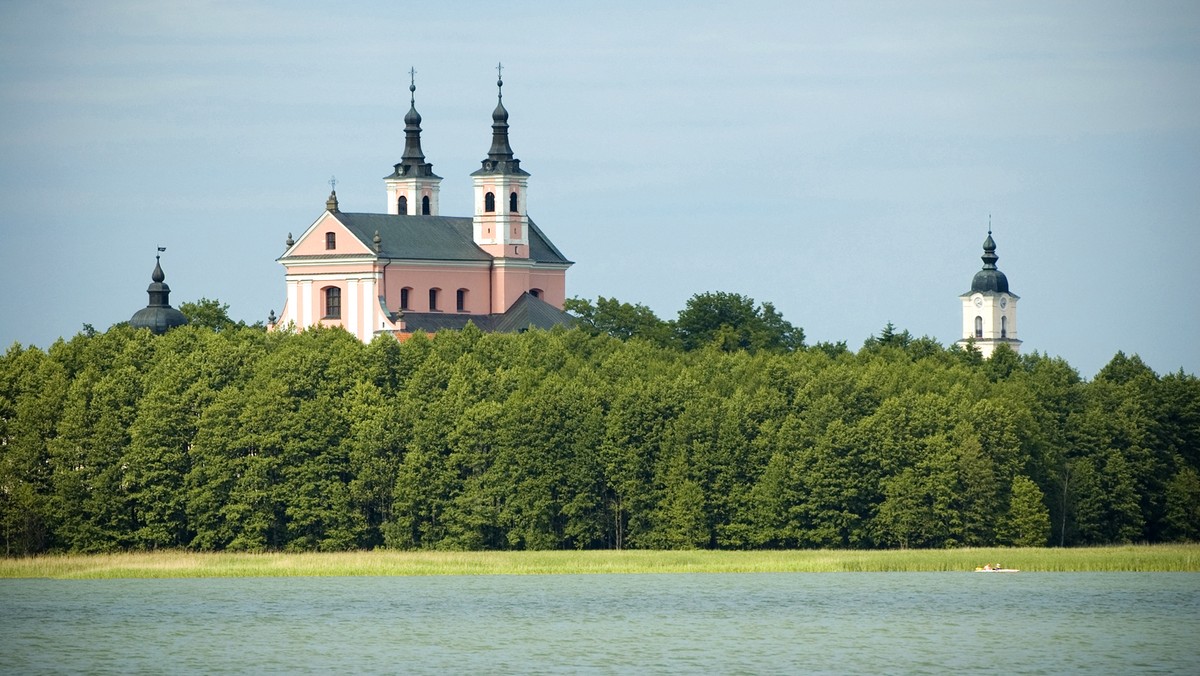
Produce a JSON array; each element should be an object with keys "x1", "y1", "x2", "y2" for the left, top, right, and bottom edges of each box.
[
  {"x1": 404, "y1": 82, "x2": 422, "y2": 126},
  {"x1": 387, "y1": 73, "x2": 440, "y2": 180},
  {"x1": 486, "y1": 75, "x2": 514, "y2": 162},
  {"x1": 969, "y1": 231, "x2": 1010, "y2": 293},
  {"x1": 472, "y1": 68, "x2": 528, "y2": 176},
  {"x1": 130, "y1": 255, "x2": 189, "y2": 335}
]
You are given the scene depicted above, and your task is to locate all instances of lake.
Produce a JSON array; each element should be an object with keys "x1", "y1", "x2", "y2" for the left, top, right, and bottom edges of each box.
[{"x1": 3, "y1": 573, "x2": 1198, "y2": 674}]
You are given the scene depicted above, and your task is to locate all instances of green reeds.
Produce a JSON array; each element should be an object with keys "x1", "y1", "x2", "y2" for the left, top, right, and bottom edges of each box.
[{"x1": 2, "y1": 545, "x2": 1197, "y2": 579}]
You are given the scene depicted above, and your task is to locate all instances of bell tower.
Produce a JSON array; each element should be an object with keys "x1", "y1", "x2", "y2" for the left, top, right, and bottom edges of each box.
[
  {"x1": 957, "y1": 228, "x2": 1021, "y2": 358},
  {"x1": 384, "y1": 68, "x2": 441, "y2": 216},
  {"x1": 471, "y1": 64, "x2": 530, "y2": 259}
]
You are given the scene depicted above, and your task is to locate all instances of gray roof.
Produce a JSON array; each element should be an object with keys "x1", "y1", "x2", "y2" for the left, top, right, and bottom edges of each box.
[
  {"x1": 330, "y1": 212, "x2": 571, "y2": 265},
  {"x1": 401, "y1": 292, "x2": 576, "y2": 334}
]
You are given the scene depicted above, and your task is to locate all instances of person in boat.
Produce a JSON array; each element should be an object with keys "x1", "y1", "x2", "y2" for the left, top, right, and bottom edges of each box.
[{"x1": 982, "y1": 564, "x2": 993, "y2": 570}]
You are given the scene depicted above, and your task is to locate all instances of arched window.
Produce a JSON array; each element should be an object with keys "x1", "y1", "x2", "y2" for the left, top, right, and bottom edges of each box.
[
  {"x1": 484, "y1": 192, "x2": 496, "y2": 212},
  {"x1": 509, "y1": 192, "x2": 518, "y2": 213},
  {"x1": 325, "y1": 232, "x2": 336, "y2": 250},
  {"x1": 400, "y1": 287, "x2": 411, "y2": 310},
  {"x1": 323, "y1": 287, "x2": 341, "y2": 319},
  {"x1": 456, "y1": 289, "x2": 467, "y2": 312},
  {"x1": 429, "y1": 288, "x2": 440, "y2": 311},
  {"x1": 974, "y1": 316, "x2": 983, "y2": 338},
  {"x1": 529, "y1": 288, "x2": 542, "y2": 299},
  {"x1": 1001, "y1": 316, "x2": 1008, "y2": 338},
  {"x1": 398, "y1": 195, "x2": 408, "y2": 215},
  {"x1": 422, "y1": 195, "x2": 431, "y2": 215}
]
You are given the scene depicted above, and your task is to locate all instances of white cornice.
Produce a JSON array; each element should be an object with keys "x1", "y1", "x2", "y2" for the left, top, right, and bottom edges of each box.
[
  {"x1": 286, "y1": 272, "x2": 380, "y2": 282},
  {"x1": 278, "y1": 255, "x2": 378, "y2": 267}
]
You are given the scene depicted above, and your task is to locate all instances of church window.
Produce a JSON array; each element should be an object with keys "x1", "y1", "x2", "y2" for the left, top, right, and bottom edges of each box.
[
  {"x1": 325, "y1": 232, "x2": 336, "y2": 250},
  {"x1": 1001, "y1": 316, "x2": 1008, "y2": 338},
  {"x1": 485, "y1": 192, "x2": 496, "y2": 212},
  {"x1": 509, "y1": 192, "x2": 518, "y2": 213},
  {"x1": 422, "y1": 195, "x2": 431, "y2": 215},
  {"x1": 400, "y1": 287, "x2": 411, "y2": 310},
  {"x1": 457, "y1": 288, "x2": 467, "y2": 312},
  {"x1": 398, "y1": 195, "x2": 408, "y2": 215},
  {"x1": 323, "y1": 287, "x2": 341, "y2": 319},
  {"x1": 974, "y1": 316, "x2": 983, "y2": 338},
  {"x1": 530, "y1": 288, "x2": 542, "y2": 299},
  {"x1": 429, "y1": 288, "x2": 440, "y2": 311}
]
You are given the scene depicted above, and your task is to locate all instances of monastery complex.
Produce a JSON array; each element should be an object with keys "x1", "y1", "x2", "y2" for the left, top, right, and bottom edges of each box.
[{"x1": 129, "y1": 69, "x2": 1021, "y2": 356}]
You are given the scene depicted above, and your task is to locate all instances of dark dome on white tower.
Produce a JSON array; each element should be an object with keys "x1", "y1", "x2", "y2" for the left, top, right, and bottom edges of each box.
[{"x1": 957, "y1": 228, "x2": 1021, "y2": 358}]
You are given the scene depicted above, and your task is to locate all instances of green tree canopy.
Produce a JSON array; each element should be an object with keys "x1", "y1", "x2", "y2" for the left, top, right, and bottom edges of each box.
[{"x1": 675, "y1": 291, "x2": 804, "y2": 353}]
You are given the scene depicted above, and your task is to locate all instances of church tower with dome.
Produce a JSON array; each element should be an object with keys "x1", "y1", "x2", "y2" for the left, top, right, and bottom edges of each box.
[{"x1": 957, "y1": 230, "x2": 1020, "y2": 358}]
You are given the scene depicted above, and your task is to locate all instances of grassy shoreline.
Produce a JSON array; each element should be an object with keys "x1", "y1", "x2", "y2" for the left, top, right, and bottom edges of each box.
[{"x1": 2, "y1": 545, "x2": 1198, "y2": 579}]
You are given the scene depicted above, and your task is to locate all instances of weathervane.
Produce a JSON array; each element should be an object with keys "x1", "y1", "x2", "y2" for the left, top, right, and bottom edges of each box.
[{"x1": 329, "y1": 175, "x2": 337, "y2": 192}]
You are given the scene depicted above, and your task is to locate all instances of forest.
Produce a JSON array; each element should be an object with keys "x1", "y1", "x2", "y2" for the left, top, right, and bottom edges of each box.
[{"x1": 1, "y1": 294, "x2": 1197, "y2": 555}]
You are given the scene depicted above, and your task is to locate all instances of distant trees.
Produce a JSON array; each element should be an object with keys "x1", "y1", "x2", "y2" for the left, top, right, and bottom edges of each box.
[
  {"x1": 568, "y1": 291, "x2": 803, "y2": 353},
  {"x1": 1, "y1": 306, "x2": 1197, "y2": 555}
]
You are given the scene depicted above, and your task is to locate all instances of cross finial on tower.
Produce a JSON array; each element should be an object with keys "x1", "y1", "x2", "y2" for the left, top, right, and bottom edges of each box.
[
  {"x1": 988, "y1": 213, "x2": 992, "y2": 236},
  {"x1": 496, "y1": 62, "x2": 504, "y2": 97},
  {"x1": 408, "y1": 67, "x2": 417, "y2": 104}
]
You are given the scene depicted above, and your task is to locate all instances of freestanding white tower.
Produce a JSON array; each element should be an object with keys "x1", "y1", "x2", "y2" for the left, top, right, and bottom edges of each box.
[{"x1": 957, "y1": 230, "x2": 1021, "y2": 358}]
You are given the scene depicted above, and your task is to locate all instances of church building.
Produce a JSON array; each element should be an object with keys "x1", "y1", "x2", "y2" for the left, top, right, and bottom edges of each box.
[
  {"x1": 270, "y1": 70, "x2": 574, "y2": 342},
  {"x1": 957, "y1": 230, "x2": 1020, "y2": 358}
]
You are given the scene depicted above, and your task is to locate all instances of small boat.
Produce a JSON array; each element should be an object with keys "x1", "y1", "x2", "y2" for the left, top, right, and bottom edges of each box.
[{"x1": 974, "y1": 566, "x2": 1020, "y2": 573}]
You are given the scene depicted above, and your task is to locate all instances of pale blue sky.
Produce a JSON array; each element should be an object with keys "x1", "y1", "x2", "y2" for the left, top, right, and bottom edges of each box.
[{"x1": 2, "y1": 1, "x2": 1197, "y2": 377}]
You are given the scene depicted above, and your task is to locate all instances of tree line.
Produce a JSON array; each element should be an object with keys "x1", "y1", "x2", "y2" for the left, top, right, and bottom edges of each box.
[{"x1": 1, "y1": 295, "x2": 1197, "y2": 554}]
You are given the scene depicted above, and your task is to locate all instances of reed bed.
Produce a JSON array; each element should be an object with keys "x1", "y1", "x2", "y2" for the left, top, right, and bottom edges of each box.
[{"x1": 2, "y1": 545, "x2": 1197, "y2": 579}]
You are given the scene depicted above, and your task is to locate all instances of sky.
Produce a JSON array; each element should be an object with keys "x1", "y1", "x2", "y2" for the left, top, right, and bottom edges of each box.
[{"x1": 1, "y1": 1, "x2": 1197, "y2": 378}]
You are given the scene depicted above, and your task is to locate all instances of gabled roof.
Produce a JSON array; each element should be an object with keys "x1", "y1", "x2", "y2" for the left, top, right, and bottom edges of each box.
[
  {"x1": 401, "y1": 292, "x2": 576, "y2": 334},
  {"x1": 327, "y1": 212, "x2": 572, "y2": 265}
]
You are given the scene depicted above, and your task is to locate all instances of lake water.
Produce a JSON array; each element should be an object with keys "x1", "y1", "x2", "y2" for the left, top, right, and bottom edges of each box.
[{"x1": 3, "y1": 573, "x2": 1198, "y2": 674}]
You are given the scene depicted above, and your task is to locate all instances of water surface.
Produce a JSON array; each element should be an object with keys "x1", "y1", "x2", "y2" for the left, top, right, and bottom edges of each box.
[{"x1": 3, "y1": 573, "x2": 1198, "y2": 674}]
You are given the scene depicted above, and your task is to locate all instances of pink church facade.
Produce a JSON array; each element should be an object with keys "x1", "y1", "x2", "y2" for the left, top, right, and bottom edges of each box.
[{"x1": 271, "y1": 72, "x2": 573, "y2": 342}]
